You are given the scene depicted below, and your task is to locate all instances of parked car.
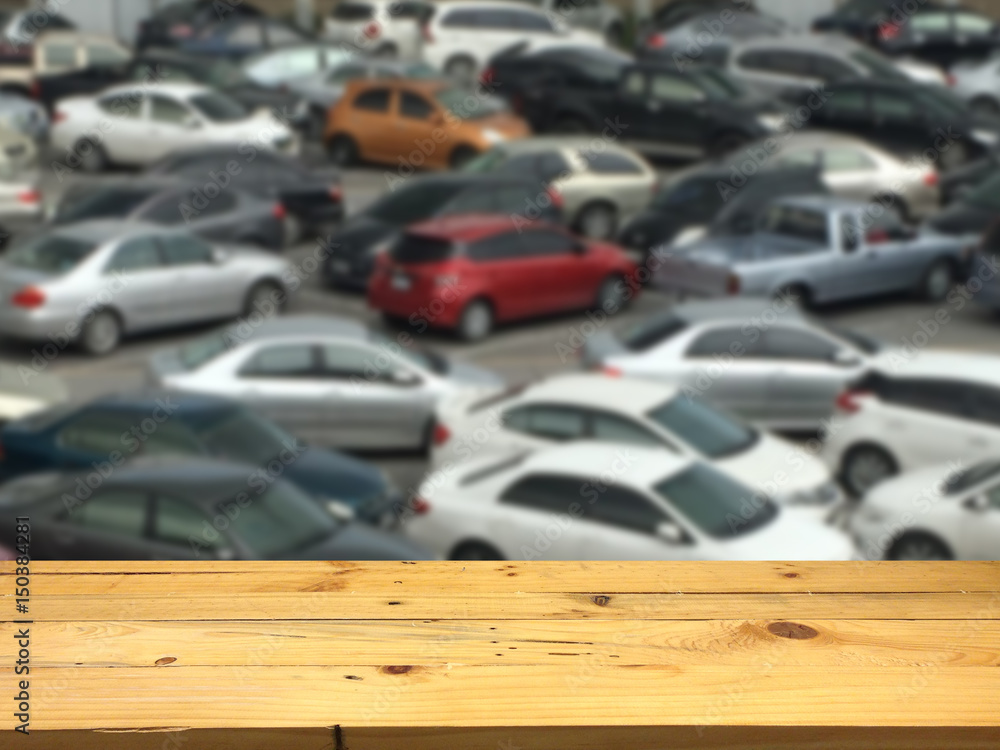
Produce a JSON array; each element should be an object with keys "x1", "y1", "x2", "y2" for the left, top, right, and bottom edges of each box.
[
  {"x1": 147, "y1": 315, "x2": 503, "y2": 452},
  {"x1": 323, "y1": 78, "x2": 530, "y2": 169},
  {"x1": 851, "y1": 459, "x2": 1000, "y2": 560},
  {"x1": 580, "y1": 297, "x2": 888, "y2": 432},
  {"x1": 422, "y1": 0, "x2": 606, "y2": 80},
  {"x1": 938, "y1": 149, "x2": 999, "y2": 203},
  {"x1": 638, "y1": 10, "x2": 785, "y2": 62},
  {"x1": 0, "y1": 364, "x2": 66, "y2": 428},
  {"x1": 324, "y1": 172, "x2": 564, "y2": 290},
  {"x1": 812, "y1": 0, "x2": 947, "y2": 45},
  {"x1": 643, "y1": 0, "x2": 758, "y2": 34},
  {"x1": 618, "y1": 163, "x2": 830, "y2": 255},
  {"x1": 0, "y1": 221, "x2": 293, "y2": 355},
  {"x1": 730, "y1": 131, "x2": 941, "y2": 221},
  {"x1": 722, "y1": 34, "x2": 948, "y2": 99},
  {"x1": 0, "y1": 91, "x2": 48, "y2": 141},
  {"x1": 822, "y1": 352, "x2": 1000, "y2": 495},
  {"x1": 485, "y1": 45, "x2": 783, "y2": 159},
  {"x1": 871, "y1": 6, "x2": 1000, "y2": 71},
  {"x1": 0, "y1": 126, "x2": 42, "y2": 245},
  {"x1": 324, "y1": 0, "x2": 432, "y2": 60},
  {"x1": 137, "y1": 0, "x2": 265, "y2": 51},
  {"x1": 404, "y1": 442, "x2": 855, "y2": 561},
  {"x1": 0, "y1": 391, "x2": 402, "y2": 524},
  {"x1": 0, "y1": 30, "x2": 129, "y2": 100},
  {"x1": 523, "y1": 0, "x2": 625, "y2": 48},
  {"x1": 0, "y1": 456, "x2": 432, "y2": 560},
  {"x1": 48, "y1": 178, "x2": 286, "y2": 252},
  {"x1": 368, "y1": 214, "x2": 638, "y2": 341},
  {"x1": 158, "y1": 16, "x2": 312, "y2": 60},
  {"x1": 949, "y1": 53, "x2": 1000, "y2": 117},
  {"x1": 242, "y1": 43, "x2": 353, "y2": 88},
  {"x1": 785, "y1": 78, "x2": 1000, "y2": 170},
  {"x1": 462, "y1": 137, "x2": 657, "y2": 239},
  {"x1": 431, "y1": 373, "x2": 844, "y2": 520},
  {"x1": 145, "y1": 146, "x2": 345, "y2": 242},
  {"x1": 926, "y1": 171, "x2": 1000, "y2": 240},
  {"x1": 51, "y1": 83, "x2": 299, "y2": 172},
  {"x1": 653, "y1": 197, "x2": 970, "y2": 306}
]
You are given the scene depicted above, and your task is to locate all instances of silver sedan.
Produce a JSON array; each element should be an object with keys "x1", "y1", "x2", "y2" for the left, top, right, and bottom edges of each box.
[
  {"x1": 146, "y1": 315, "x2": 504, "y2": 451},
  {"x1": 0, "y1": 221, "x2": 295, "y2": 355}
]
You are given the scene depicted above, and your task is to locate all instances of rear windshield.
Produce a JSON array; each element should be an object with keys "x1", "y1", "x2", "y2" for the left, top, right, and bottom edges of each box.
[
  {"x1": 5, "y1": 235, "x2": 97, "y2": 274},
  {"x1": 391, "y1": 234, "x2": 456, "y2": 264},
  {"x1": 944, "y1": 461, "x2": 1000, "y2": 495},
  {"x1": 57, "y1": 187, "x2": 158, "y2": 223},
  {"x1": 331, "y1": 2, "x2": 374, "y2": 21}
]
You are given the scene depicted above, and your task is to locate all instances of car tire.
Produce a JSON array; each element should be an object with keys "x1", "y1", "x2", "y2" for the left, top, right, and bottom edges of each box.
[
  {"x1": 75, "y1": 138, "x2": 108, "y2": 173},
  {"x1": 710, "y1": 131, "x2": 750, "y2": 157},
  {"x1": 888, "y1": 533, "x2": 953, "y2": 561},
  {"x1": 774, "y1": 283, "x2": 812, "y2": 310},
  {"x1": 79, "y1": 310, "x2": 122, "y2": 357},
  {"x1": 576, "y1": 202, "x2": 618, "y2": 240},
  {"x1": 457, "y1": 299, "x2": 493, "y2": 342},
  {"x1": 243, "y1": 281, "x2": 285, "y2": 320},
  {"x1": 451, "y1": 541, "x2": 504, "y2": 561},
  {"x1": 595, "y1": 274, "x2": 629, "y2": 314},
  {"x1": 444, "y1": 55, "x2": 476, "y2": 84},
  {"x1": 841, "y1": 444, "x2": 898, "y2": 498},
  {"x1": 970, "y1": 96, "x2": 1000, "y2": 118},
  {"x1": 449, "y1": 145, "x2": 478, "y2": 169},
  {"x1": 326, "y1": 134, "x2": 358, "y2": 166},
  {"x1": 920, "y1": 259, "x2": 954, "y2": 303}
]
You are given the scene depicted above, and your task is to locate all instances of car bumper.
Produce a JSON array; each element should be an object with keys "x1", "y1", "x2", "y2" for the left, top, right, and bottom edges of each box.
[
  {"x1": 0, "y1": 306, "x2": 79, "y2": 344},
  {"x1": 368, "y1": 278, "x2": 465, "y2": 329}
]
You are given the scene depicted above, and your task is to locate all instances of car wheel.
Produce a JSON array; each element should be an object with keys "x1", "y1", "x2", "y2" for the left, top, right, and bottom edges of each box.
[
  {"x1": 326, "y1": 134, "x2": 358, "y2": 166},
  {"x1": 595, "y1": 274, "x2": 629, "y2": 313},
  {"x1": 79, "y1": 310, "x2": 122, "y2": 356},
  {"x1": 457, "y1": 299, "x2": 493, "y2": 342},
  {"x1": 554, "y1": 115, "x2": 591, "y2": 134},
  {"x1": 711, "y1": 131, "x2": 750, "y2": 157},
  {"x1": 920, "y1": 260, "x2": 953, "y2": 302},
  {"x1": 970, "y1": 96, "x2": 1000, "y2": 118},
  {"x1": 75, "y1": 138, "x2": 108, "y2": 173},
  {"x1": 450, "y1": 145, "x2": 478, "y2": 169},
  {"x1": 888, "y1": 533, "x2": 953, "y2": 561},
  {"x1": 451, "y1": 542, "x2": 504, "y2": 561},
  {"x1": 444, "y1": 55, "x2": 476, "y2": 84},
  {"x1": 842, "y1": 445, "x2": 898, "y2": 497},
  {"x1": 243, "y1": 282, "x2": 285, "y2": 320},
  {"x1": 576, "y1": 202, "x2": 618, "y2": 240},
  {"x1": 939, "y1": 140, "x2": 968, "y2": 171}
]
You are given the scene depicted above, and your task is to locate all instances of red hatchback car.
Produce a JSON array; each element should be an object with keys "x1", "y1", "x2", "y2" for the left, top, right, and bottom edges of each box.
[{"x1": 368, "y1": 215, "x2": 639, "y2": 341}]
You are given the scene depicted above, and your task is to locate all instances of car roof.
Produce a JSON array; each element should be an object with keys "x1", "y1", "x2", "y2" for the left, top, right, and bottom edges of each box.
[
  {"x1": 735, "y1": 32, "x2": 860, "y2": 52},
  {"x1": 668, "y1": 297, "x2": 806, "y2": 324},
  {"x1": 871, "y1": 351, "x2": 1000, "y2": 386},
  {"x1": 100, "y1": 455, "x2": 263, "y2": 500},
  {"x1": 519, "y1": 442, "x2": 693, "y2": 487},
  {"x1": 227, "y1": 314, "x2": 370, "y2": 342},
  {"x1": 46, "y1": 219, "x2": 181, "y2": 243},
  {"x1": 408, "y1": 213, "x2": 543, "y2": 241},
  {"x1": 774, "y1": 195, "x2": 871, "y2": 213},
  {"x1": 495, "y1": 135, "x2": 634, "y2": 156},
  {"x1": 523, "y1": 374, "x2": 679, "y2": 414}
]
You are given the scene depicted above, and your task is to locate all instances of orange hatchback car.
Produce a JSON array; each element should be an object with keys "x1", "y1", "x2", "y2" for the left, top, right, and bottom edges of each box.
[{"x1": 324, "y1": 79, "x2": 530, "y2": 170}]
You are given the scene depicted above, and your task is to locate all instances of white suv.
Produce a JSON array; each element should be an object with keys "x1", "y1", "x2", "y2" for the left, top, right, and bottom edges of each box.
[
  {"x1": 822, "y1": 352, "x2": 1000, "y2": 497},
  {"x1": 324, "y1": 0, "x2": 431, "y2": 60},
  {"x1": 423, "y1": 0, "x2": 605, "y2": 80}
]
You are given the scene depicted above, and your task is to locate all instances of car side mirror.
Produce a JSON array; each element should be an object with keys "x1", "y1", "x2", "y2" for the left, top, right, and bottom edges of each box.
[
  {"x1": 964, "y1": 495, "x2": 990, "y2": 513},
  {"x1": 656, "y1": 521, "x2": 688, "y2": 545},
  {"x1": 326, "y1": 500, "x2": 357, "y2": 522}
]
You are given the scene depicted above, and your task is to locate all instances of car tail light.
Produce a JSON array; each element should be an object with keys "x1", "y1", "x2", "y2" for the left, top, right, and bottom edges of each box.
[
  {"x1": 866, "y1": 229, "x2": 889, "y2": 244},
  {"x1": 272, "y1": 203, "x2": 287, "y2": 220},
  {"x1": 11, "y1": 286, "x2": 45, "y2": 309},
  {"x1": 329, "y1": 185, "x2": 343, "y2": 202},
  {"x1": 545, "y1": 186, "x2": 563, "y2": 210},
  {"x1": 432, "y1": 423, "x2": 451, "y2": 446},
  {"x1": 601, "y1": 366, "x2": 623, "y2": 378},
  {"x1": 53, "y1": 109, "x2": 67, "y2": 123},
  {"x1": 946, "y1": 73, "x2": 956, "y2": 87},
  {"x1": 410, "y1": 496, "x2": 431, "y2": 515},
  {"x1": 421, "y1": 22, "x2": 434, "y2": 43},
  {"x1": 835, "y1": 390, "x2": 870, "y2": 414},
  {"x1": 479, "y1": 66, "x2": 495, "y2": 88},
  {"x1": 726, "y1": 274, "x2": 741, "y2": 295},
  {"x1": 924, "y1": 170, "x2": 939, "y2": 187},
  {"x1": 878, "y1": 21, "x2": 900, "y2": 40},
  {"x1": 646, "y1": 32, "x2": 666, "y2": 49},
  {"x1": 363, "y1": 21, "x2": 381, "y2": 39},
  {"x1": 17, "y1": 189, "x2": 40, "y2": 204}
]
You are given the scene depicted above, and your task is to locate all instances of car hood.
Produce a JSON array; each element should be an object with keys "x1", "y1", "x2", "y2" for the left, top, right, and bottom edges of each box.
[
  {"x1": 287, "y1": 522, "x2": 435, "y2": 560},
  {"x1": 719, "y1": 510, "x2": 855, "y2": 561},
  {"x1": 283, "y1": 446, "x2": 388, "y2": 508}
]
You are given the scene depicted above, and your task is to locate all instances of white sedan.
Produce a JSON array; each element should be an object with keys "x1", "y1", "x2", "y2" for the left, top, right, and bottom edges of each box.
[
  {"x1": 51, "y1": 83, "x2": 298, "y2": 172},
  {"x1": 407, "y1": 442, "x2": 856, "y2": 561},
  {"x1": 851, "y1": 461, "x2": 1000, "y2": 561},
  {"x1": 431, "y1": 373, "x2": 843, "y2": 522}
]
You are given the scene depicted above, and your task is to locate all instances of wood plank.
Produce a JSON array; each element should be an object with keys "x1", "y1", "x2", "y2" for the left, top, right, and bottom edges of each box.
[
  {"x1": 2, "y1": 619, "x2": 997, "y2": 668},
  {"x1": 6, "y1": 561, "x2": 999, "y2": 593},
  {"x1": 13, "y1": 591, "x2": 1000, "y2": 621},
  {"x1": 4, "y1": 665, "x2": 999, "y2": 730}
]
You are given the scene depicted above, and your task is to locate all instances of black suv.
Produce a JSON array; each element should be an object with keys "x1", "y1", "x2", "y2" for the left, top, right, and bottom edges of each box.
[{"x1": 484, "y1": 45, "x2": 783, "y2": 160}]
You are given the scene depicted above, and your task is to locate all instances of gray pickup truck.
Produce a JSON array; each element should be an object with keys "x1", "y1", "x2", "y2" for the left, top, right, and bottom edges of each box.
[{"x1": 652, "y1": 196, "x2": 972, "y2": 306}]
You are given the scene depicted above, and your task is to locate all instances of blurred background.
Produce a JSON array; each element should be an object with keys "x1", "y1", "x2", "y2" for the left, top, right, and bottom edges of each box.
[{"x1": 0, "y1": 0, "x2": 999, "y2": 563}]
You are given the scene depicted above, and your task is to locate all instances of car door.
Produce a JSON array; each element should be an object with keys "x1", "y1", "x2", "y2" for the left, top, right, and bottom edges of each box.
[
  {"x1": 145, "y1": 189, "x2": 242, "y2": 243},
  {"x1": 758, "y1": 326, "x2": 867, "y2": 430},
  {"x1": 101, "y1": 235, "x2": 173, "y2": 331},
  {"x1": 158, "y1": 234, "x2": 244, "y2": 322},
  {"x1": 576, "y1": 484, "x2": 694, "y2": 561},
  {"x1": 616, "y1": 68, "x2": 655, "y2": 151},
  {"x1": 961, "y1": 481, "x2": 1000, "y2": 560},
  {"x1": 518, "y1": 227, "x2": 598, "y2": 313},
  {"x1": 316, "y1": 340, "x2": 435, "y2": 450},
  {"x1": 869, "y1": 87, "x2": 934, "y2": 157},
  {"x1": 229, "y1": 344, "x2": 332, "y2": 447},
  {"x1": 731, "y1": 48, "x2": 821, "y2": 99},
  {"x1": 395, "y1": 89, "x2": 438, "y2": 163},
  {"x1": 641, "y1": 71, "x2": 707, "y2": 157},
  {"x1": 147, "y1": 93, "x2": 198, "y2": 163},
  {"x1": 464, "y1": 231, "x2": 537, "y2": 321},
  {"x1": 810, "y1": 84, "x2": 875, "y2": 142},
  {"x1": 95, "y1": 91, "x2": 148, "y2": 165},
  {"x1": 345, "y1": 86, "x2": 396, "y2": 162},
  {"x1": 856, "y1": 207, "x2": 926, "y2": 295},
  {"x1": 825, "y1": 210, "x2": 883, "y2": 300},
  {"x1": 820, "y1": 146, "x2": 883, "y2": 202},
  {"x1": 48, "y1": 488, "x2": 154, "y2": 560}
]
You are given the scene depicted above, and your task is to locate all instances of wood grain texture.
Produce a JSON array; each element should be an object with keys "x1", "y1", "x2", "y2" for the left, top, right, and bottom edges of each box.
[{"x1": 1, "y1": 562, "x2": 998, "y2": 749}]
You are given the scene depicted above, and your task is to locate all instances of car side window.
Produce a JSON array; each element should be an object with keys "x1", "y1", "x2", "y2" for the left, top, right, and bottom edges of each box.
[
  {"x1": 586, "y1": 151, "x2": 644, "y2": 175},
  {"x1": 954, "y1": 12, "x2": 994, "y2": 34},
  {"x1": 105, "y1": 237, "x2": 163, "y2": 274},
  {"x1": 759, "y1": 327, "x2": 840, "y2": 362},
  {"x1": 400, "y1": 91, "x2": 434, "y2": 120},
  {"x1": 150, "y1": 94, "x2": 191, "y2": 125},
  {"x1": 986, "y1": 484, "x2": 1000, "y2": 511},
  {"x1": 880, "y1": 378, "x2": 972, "y2": 420},
  {"x1": 872, "y1": 91, "x2": 917, "y2": 121},
  {"x1": 468, "y1": 232, "x2": 528, "y2": 262},
  {"x1": 841, "y1": 213, "x2": 861, "y2": 252},
  {"x1": 153, "y1": 496, "x2": 219, "y2": 550},
  {"x1": 160, "y1": 235, "x2": 213, "y2": 265},
  {"x1": 821, "y1": 87, "x2": 868, "y2": 119},
  {"x1": 440, "y1": 9, "x2": 479, "y2": 28},
  {"x1": 512, "y1": 10, "x2": 554, "y2": 32},
  {"x1": 519, "y1": 229, "x2": 573, "y2": 257},
  {"x1": 320, "y1": 343, "x2": 405, "y2": 381},
  {"x1": 353, "y1": 87, "x2": 391, "y2": 112},
  {"x1": 58, "y1": 411, "x2": 137, "y2": 454},
  {"x1": 589, "y1": 412, "x2": 665, "y2": 448},
  {"x1": 808, "y1": 54, "x2": 856, "y2": 83},
  {"x1": 909, "y1": 12, "x2": 952, "y2": 33},
  {"x1": 42, "y1": 43, "x2": 76, "y2": 68},
  {"x1": 824, "y1": 148, "x2": 876, "y2": 172},
  {"x1": 621, "y1": 70, "x2": 647, "y2": 97},
  {"x1": 62, "y1": 490, "x2": 149, "y2": 536},
  {"x1": 328, "y1": 64, "x2": 367, "y2": 84},
  {"x1": 590, "y1": 485, "x2": 666, "y2": 534},
  {"x1": 649, "y1": 74, "x2": 704, "y2": 103},
  {"x1": 500, "y1": 474, "x2": 587, "y2": 514},
  {"x1": 240, "y1": 345, "x2": 317, "y2": 378},
  {"x1": 504, "y1": 405, "x2": 587, "y2": 441},
  {"x1": 686, "y1": 327, "x2": 761, "y2": 358},
  {"x1": 99, "y1": 92, "x2": 143, "y2": 118}
]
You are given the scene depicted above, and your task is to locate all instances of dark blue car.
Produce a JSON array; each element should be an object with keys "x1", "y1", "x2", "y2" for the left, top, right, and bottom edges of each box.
[
  {"x1": 173, "y1": 17, "x2": 311, "y2": 60},
  {"x1": 0, "y1": 391, "x2": 400, "y2": 524}
]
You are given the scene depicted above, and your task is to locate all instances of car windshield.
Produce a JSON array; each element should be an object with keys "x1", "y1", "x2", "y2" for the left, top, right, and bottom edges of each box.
[
  {"x1": 179, "y1": 331, "x2": 234, "y2": 370},
  {"x1": 964, "y1": 172, "x2": 1000, "y2": 210},
  {"x1": 225, "y1": 481, "x2": 338, "y2": 558},
  {"x1": 56, "y1": 187, "x2": 159, "y2": 222},
  {"x1": 205, "y1": 59, "x2": 251, "y2": 87},
  {"x1": 850, "y1": 49, "x2": 908, "y2": 81},
  {"x1": 4, "y1": 235, "x2": 97, "y2": 274},
  {"x1": 647, "y1": 397, "x2": 758, "y2": 459},
  {"x1": 189, "y1": 93, "x2": 249, "y2": 122},
  {"x1": 367, "y1": 182, "x2": 467, "y2": 224},
  {"x1": 944, "y1": 460, "x2": 1000, "y2": 495},
  {"x1": 462, "y1": 148, "x2": 508, "y2": 174},
  {"x1": 370, "y1": 333, "x2": 449, "y2": 375},
  {"x1": 654, "y1": 463, "x2": 779, "y2": 539},
  {"x1": 435, "y1": 88, "x2": 508, "y2": 119},
  {"x1": 194, "y1": 407, "x2": 296, "y2": 466}
]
